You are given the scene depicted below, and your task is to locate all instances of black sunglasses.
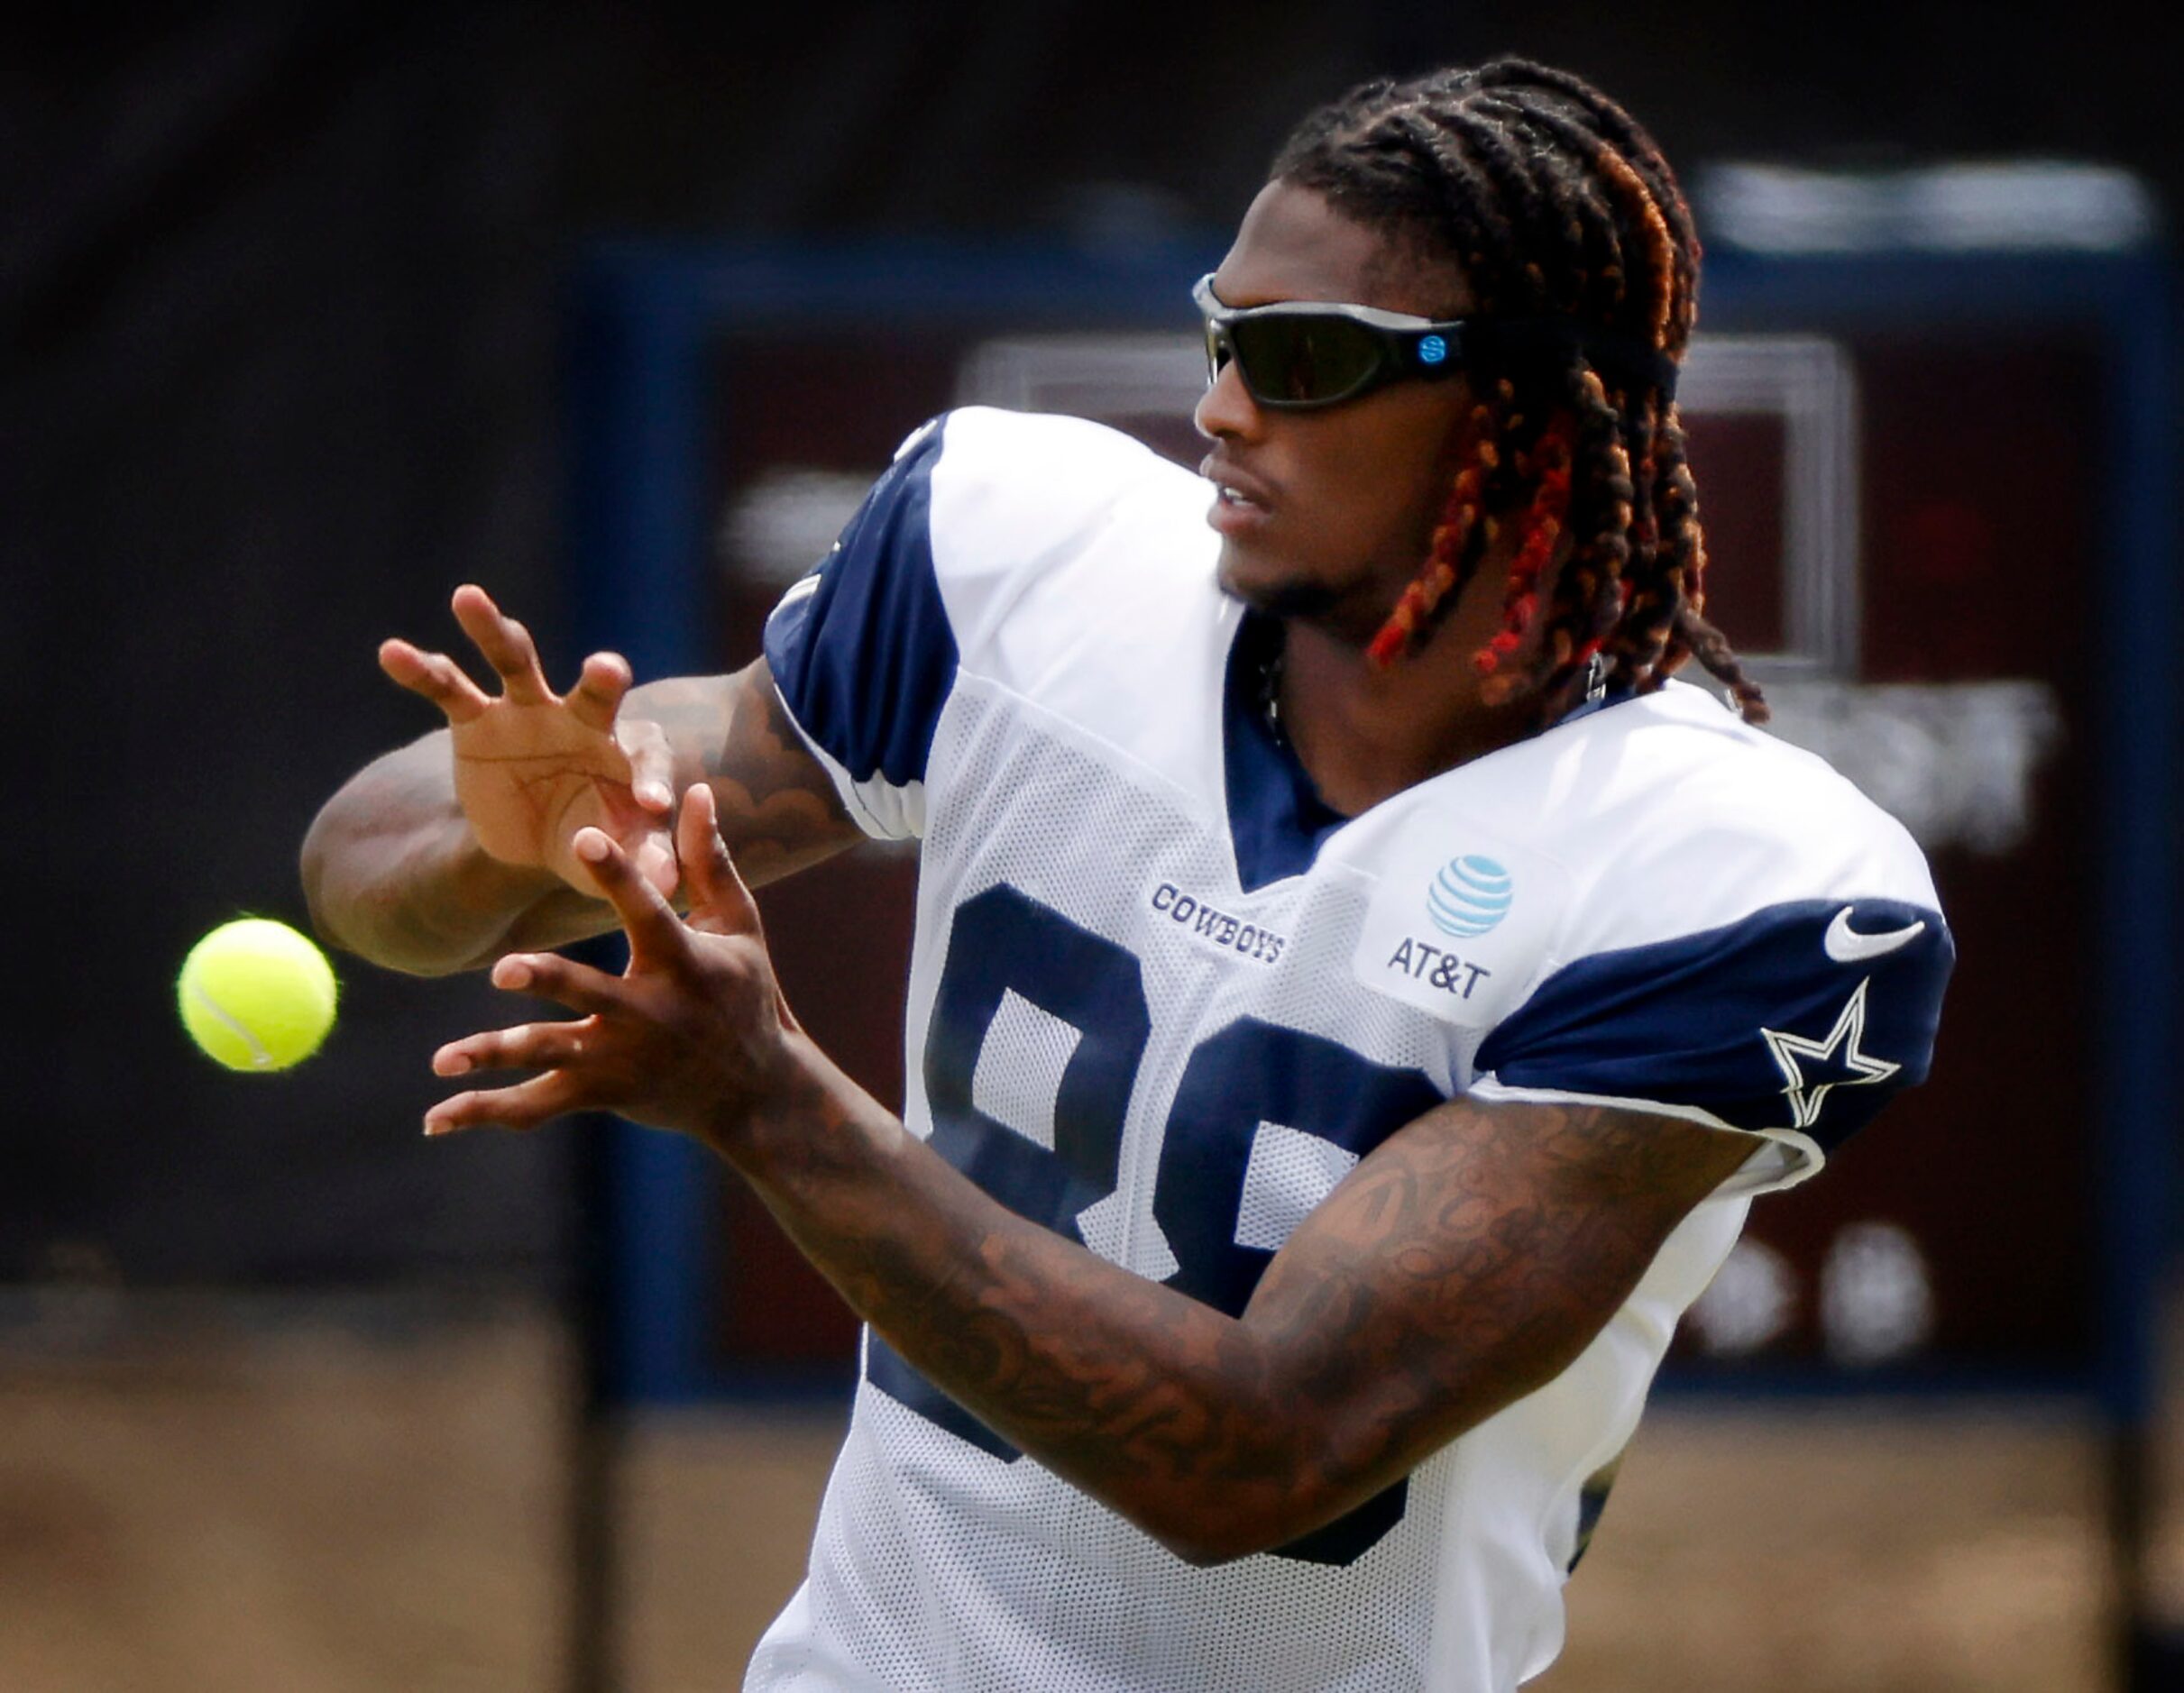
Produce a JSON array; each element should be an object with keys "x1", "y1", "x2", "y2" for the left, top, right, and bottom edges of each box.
[
  {"x1": 1193, "y1": 274, "x2": 1466, "y2": 410},
  {"x1": 1193, "y1": 273, "x2": 1682, "y2": 410}
]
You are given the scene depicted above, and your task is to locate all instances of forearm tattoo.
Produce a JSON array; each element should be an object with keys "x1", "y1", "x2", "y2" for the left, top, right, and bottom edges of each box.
[
  {"x1": 659, "y1": 664, "x2": 858, "y2": 886},
  {"x1": 738, "y1": 1085, "x2": 1752, "y2": 1559}
]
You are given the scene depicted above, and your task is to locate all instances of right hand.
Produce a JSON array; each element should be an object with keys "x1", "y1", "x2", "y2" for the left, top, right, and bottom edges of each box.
[
  {"x1": 423, "y1": 786, "x2": 808, "y2": 1147},
  {"x1": 379, "y1": 584, "x2": 681, "y2": 900}
]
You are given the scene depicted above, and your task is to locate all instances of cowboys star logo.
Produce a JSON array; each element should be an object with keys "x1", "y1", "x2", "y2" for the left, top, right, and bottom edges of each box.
[{"x1": 1761, "y1": 977, "x2": 1902, "y2": 1130}]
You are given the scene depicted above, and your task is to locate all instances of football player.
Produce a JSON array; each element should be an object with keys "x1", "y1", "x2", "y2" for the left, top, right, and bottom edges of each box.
[{"x1": 304, "y1": 58, "x2": 1951, "y2": 1692}]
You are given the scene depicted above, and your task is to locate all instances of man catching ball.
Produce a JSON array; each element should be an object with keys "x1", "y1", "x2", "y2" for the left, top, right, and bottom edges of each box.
[{"x1": 305, "y1": 58, "x2": 1951, "y2": 1691}]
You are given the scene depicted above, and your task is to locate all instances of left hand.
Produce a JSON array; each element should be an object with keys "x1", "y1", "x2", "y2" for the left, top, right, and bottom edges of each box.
[{"x1": 423, "y1": 785, "x2": 803, "y2": 1144}]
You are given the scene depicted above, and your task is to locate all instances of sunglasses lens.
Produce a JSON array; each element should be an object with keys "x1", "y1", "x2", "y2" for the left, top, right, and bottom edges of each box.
[{"x1": 1232, "y1": 315, "x2": 1383, "y2": 406}]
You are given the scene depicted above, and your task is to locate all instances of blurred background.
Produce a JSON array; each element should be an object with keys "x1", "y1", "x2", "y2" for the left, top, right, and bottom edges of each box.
[{"x1": 5, "y1": 3, "x2": 2181, "y2": 1688}]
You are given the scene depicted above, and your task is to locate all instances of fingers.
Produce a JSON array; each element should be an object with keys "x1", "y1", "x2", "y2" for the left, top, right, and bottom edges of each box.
[
  {"x1": 379, "y1": 638, "x2": 492, "y2": 724},
  {"x1": 392, "y1": 592, "x2": 645, "y2": 746},
  {"x1": 571, "y1": 827, "x2": 687, "y2": 968},
  {"x1": 630, "y1": 828, "x2": 682, "y2": 902},
  {"x1": 487, "y1": 948, "x2": 627, "y2": 1014},
  {"x1": 679, "y1": 786, "x2": 764, "y2": 938},
  {"x1": 566, "y1": 651, "x2": 634, "y2": 735},
  {"x1": 451, "y1": 583, "x2": 554, "y2": 706},
  {"x1": 425, "y1": 1069, "x2": 584, "y2": 1137},
  {"x1": 432, "y1": 1016, "x2": 592, "y2": 1080},
  {"x1": 619, "y1": 718, "x2": 675, "y2": 813},
  {"x1": 421, "y1": 954, "x2": 627, "y2": 1136}
]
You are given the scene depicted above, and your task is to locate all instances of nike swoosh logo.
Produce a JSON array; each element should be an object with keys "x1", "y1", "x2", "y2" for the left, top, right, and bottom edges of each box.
[{"x1": 1823, "y1": 906, "x2": 1926, "y2": 964}]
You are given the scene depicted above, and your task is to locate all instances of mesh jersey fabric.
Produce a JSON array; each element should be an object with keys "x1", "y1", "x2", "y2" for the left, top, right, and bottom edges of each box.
[{"x1": 746, "y1": 407, "x2": 1952, "y2": 1692}]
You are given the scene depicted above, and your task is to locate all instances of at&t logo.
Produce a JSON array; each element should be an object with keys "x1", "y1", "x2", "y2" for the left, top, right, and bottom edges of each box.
[{"x1": 1427, "y1": 856, "x2": 1513, "y2": 938}]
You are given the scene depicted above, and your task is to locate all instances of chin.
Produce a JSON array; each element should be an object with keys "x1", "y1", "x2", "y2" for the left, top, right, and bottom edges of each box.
[
  {"x1": 1220, "y1": 548, "x2": 1404, "y2": 645},
  {"x1": 1216, "y1": 546, "x2": 1344, "y2": 622}
]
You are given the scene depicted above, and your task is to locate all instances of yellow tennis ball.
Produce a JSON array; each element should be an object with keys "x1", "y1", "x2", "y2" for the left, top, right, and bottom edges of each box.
[{"x1": 177, "y1": 918, "x2": 339, "y2": 1072}]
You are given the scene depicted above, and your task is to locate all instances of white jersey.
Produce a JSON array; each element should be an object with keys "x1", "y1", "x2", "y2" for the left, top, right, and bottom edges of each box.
[{"x1": 747, "y1": 407, "x2": 1952, "y2": 1692}]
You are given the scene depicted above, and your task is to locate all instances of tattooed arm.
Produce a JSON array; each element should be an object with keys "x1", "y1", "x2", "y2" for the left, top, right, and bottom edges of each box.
[
  {"x1": 301, "y1": 585, "x2": 858, "y2": 975},
  {"x1": 748, "y1": 1079, "x2": 1751, "y2": 1565},
  {"x1": 423, "y1": 796, "x2": 1757, "y2": 1566}
]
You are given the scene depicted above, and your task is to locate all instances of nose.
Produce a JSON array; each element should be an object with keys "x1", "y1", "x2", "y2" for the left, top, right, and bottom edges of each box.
[{"x1": 1193, "y1": 352, "x2": 1264, "y2": 444}]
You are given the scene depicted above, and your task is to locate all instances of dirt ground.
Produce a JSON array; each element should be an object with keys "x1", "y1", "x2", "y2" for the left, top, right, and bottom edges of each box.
[{"x1": 0, "y1": 1291, "x2": 2169, "y2": 1692}]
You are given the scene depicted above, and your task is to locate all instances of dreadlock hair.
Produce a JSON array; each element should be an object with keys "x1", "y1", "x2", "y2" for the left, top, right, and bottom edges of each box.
[{"x1": 1271, "y1": 59, "x2": 1769, "y2": 724}]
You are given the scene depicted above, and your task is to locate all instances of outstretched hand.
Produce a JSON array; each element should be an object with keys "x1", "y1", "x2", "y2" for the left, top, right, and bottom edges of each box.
[
  {"x1": 380, "y1": 583, "x2": 679, "y2": 900},
  {"x1": 422, "y1": 785, "x2": 804, "y2": 1143}
]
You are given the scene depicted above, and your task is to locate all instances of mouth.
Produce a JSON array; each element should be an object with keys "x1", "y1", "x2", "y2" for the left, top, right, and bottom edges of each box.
[{"x1": 1201, "y1": 455, "x2": 1275, "y2": 535}]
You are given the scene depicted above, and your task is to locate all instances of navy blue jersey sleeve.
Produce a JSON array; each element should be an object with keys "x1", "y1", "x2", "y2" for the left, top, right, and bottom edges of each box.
[
  {"x1": 762, "y1": 418, "x2": 959, "y2": 833},
  {"x1": 1474, "y1": 898, "x2": 1954, "y2": 1158}
]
